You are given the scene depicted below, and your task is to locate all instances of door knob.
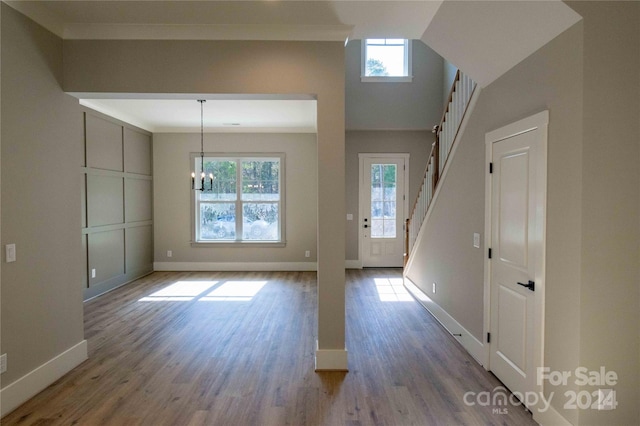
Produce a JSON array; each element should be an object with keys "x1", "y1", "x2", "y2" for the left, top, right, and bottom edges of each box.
[{"x1": 517, "y1": 280, "x2": 535, "y2": 291}]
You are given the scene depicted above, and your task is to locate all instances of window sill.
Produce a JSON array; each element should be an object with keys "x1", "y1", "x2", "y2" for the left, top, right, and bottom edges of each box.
[
  {"x1": 191, "y1": 241, "x2": 286, "y2": 248},
  {"x1": 361, "y1": 76, "x2": 413, "y2": 83}
]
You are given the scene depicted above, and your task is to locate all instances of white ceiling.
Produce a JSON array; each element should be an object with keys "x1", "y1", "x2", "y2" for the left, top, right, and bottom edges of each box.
[
  {"x1": 81, "y1": 98, "x2": 318, "y2": 133},
  {"x1": 422, "y1": 0, "x2": 582, "y2": 87},
  {"x1": 7, "y1": 0, "x2": 582, "y2": 132}
]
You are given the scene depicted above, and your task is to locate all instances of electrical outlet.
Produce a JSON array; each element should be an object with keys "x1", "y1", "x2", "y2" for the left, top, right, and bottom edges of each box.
[
  {"x1": 432, "y1": 283, "x2": 437, "y2": 294},
  {"x1": 91, "y1": 268, "x2": 96, "y2": 278},
  {"x1": 305, "y1": 250, "x2": 311, "y2": 258},
  {"x1": 0, "y1": 353, "x2": 7, "y2": 374},
  {"x1": 346, "y1": 214, "x2": 353, "y2": 221},
  {"x1": 167, "y1": 250, "x2": 173, "y2": 258},
  {"x1": 6, "y1": 244, "x2": 16, "y2": 263}
]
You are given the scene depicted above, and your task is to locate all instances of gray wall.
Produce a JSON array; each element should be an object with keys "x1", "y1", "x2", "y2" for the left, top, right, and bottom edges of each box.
[
  {"x1": 153, "y1": 133, "x2": 317, "y2": 264},
  {"x1": 82, "y1": 109, "x2": 153, "y2": 300},
  {"x1": 572, "y1": 2, "x2": 639, "y2": 424},
  {"x1": 345, "y1": 131, "x2": 431, "y2": 261},
  {"x1": 1, "y1": 4, "x2": 84, "y2": 386},
  {"x1": 407, "y1": 2, "x2": 640, "y2": 423},
  {"x1": 407, "y1": 18, "x2": 584, "y2": 424},
  {"x1": 346, "y1": 40, "x2": 443, "y2": 130}
]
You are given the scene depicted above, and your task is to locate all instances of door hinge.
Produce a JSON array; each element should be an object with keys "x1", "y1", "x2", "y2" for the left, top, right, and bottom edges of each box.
[
  {"x1": 489, "y1": 162, "x2": 493, "y2": 173},
  {"x1": 488, "y1": 248, "x2": 492, "y2": 259},
  {"x1": 487, "y1": 332, "x2": 491, "y2": 343}
]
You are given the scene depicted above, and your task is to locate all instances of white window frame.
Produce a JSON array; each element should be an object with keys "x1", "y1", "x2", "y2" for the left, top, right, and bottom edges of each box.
[
  {"x1": 190, "y1": 153, "x2": 286, "y2": 247},
  {"x1": 361, "y1": 39, "x2": 413, "y2": 83}
]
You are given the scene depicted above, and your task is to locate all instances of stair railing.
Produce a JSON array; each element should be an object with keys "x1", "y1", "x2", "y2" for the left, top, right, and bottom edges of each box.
[{"x1": 405, "y1": 70, "x2": 476, "y2": 265}]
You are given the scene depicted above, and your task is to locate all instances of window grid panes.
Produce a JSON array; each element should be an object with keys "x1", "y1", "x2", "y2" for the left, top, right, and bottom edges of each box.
[
  {"x1": 196, "y1": 156, "x2": 282, "y2": 243},
  {"x1": 371, "y1": 164, "x2": 397, "y2": 238},
  {"x1": 364, "y1": 39, "x2": 409, "y2": 77}
]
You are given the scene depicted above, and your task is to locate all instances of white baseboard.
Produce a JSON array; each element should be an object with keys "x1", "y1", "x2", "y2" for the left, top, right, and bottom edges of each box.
[
  {"x1": 0, "y1": 340, "x2": 88, "y2": 417},
  {"x1": 345, "y1": 260, "x2": 362, "y2": 269},
  {"x1": 404, "y1": 276, "x2": 485, "y2": 365},
  {"x1": 315, "y1": 341, "x2": 348, "y2": 371},
  {"x1": 154, "y1": 261, "x2": 318, "y2": 271},
  {"x1": 154, "y1": 261, "x2": 363, "y2": 271},
  {"x1": 533, "y1": 402, "x2": 572, "y2": 426}
]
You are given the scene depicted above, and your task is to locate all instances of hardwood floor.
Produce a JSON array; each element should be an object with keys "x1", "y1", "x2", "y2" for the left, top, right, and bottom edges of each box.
[{"x1": 2, "y1": 269, "x2": 535, "y2": 425}]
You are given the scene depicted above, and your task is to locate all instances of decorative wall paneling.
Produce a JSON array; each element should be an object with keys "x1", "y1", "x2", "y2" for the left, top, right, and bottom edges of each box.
[{"x1": 81, "y1": 109, "x2": 153, "y2": 300}]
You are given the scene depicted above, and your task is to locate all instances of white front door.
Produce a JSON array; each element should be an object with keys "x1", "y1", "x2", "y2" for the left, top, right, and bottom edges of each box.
[
  {"x1": 486, "y1": 112, "x2": 547, "y2": 410},
  {"x1": 360, "y1": 154, "x2": 408, "y2": 268}
]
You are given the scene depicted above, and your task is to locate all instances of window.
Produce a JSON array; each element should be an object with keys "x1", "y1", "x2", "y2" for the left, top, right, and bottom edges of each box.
[
  {"x1": 361, "y1": 39, "x2": 412, "y2": 82},
  {"x1": 192, "y1": 154, "x2": 284, "y2": 245}
]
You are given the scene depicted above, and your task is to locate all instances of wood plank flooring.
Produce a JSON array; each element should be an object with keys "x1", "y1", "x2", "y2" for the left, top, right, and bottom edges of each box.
[{"x1": 2, "y1": 269, "x2": 536, "y2": 425}]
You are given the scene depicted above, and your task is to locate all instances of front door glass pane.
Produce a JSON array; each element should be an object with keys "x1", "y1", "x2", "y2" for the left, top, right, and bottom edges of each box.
[{"x1": 371, "y1": 164, "x2": 396, "y2": 238}]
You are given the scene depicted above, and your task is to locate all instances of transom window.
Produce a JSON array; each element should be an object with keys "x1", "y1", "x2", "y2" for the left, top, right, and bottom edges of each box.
[
  {"x1": 362, "y1": 39, "x2": 412, "y2": 82},
  {"x1": 192, "y1": 154, "x2": 284, "y2": 244}
]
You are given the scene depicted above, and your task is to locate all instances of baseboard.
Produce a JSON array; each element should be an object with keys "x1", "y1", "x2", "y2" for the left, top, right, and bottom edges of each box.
[
  {"x1": 533, "y1": 402, "x2": 572, "y2": 426},
  {"x1": 345, "y1": 260, "x2": 362, "y2": 269},
  {"x1": 315, "y1": 341, "x2": 348, "y2": 371},
  {"x1": 404, "y1": 276, "x2": 484, "y2": 365},
  {"x1": 0, "y1": 340, "x2": 88, "y2": 417},
  {"x1": 154, "y1": 261, "x2": 318, "y2": 271},
  {"x1": 154, "y1": 261, "x2": 366, "y2": 271}
]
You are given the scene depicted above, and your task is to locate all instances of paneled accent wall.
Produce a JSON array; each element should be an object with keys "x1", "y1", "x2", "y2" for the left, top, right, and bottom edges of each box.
[{"x1": 81, "y1": 109, "x2": 153, "y2": 300}]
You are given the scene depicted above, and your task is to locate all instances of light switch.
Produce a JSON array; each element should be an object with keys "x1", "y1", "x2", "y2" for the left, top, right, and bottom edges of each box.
[
  {"x1": 5, "y1": 244, "x2": 16, "y2": 263},
  {"x1": 346, "y1": 214, "x2": 353, "y2": 221},
  {"x1": 473, "y1": 233, "x2": 481, "y2": 248},
  {"x1": 91, "y1": 268, "x2": 96, "y2": 278}
]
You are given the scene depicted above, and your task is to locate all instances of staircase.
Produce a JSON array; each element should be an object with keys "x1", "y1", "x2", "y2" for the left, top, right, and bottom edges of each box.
[{"x1": 404, "y1": 70, "x2": 477, "y2": 265}]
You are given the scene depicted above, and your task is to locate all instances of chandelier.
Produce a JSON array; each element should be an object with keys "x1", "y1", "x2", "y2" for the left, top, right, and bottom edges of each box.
[{"x1": 191, "y1": 99, "x2": 214, "y2": 191}]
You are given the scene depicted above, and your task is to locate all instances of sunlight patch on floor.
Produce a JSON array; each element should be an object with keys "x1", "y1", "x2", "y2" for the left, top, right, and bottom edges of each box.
[
  {"x1": 138, "y1": 280, "x2": 267, "y2": 302},
  {"x1": 374, "y1": 277, "x2": 413, "y2": 302},
  {"x1": 200, "y1": 281, "x2": 268, "y2": 302},
  {"x1": 139, "y1": 280, "x2": 219, "y2": 301}
]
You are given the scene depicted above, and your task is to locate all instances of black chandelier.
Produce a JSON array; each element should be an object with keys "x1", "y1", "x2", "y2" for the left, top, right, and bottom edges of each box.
[{"x1": 191, "y1": 99, "x2": 214, "y2": 191}]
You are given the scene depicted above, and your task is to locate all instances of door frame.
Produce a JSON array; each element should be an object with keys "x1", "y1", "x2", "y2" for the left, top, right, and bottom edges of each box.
[
  {"x1": 358, "y1": 153, "x2": 410, "y2": 268},
  {"x1": 483, "y1": 111, "x2": 548, "y2": 386}
]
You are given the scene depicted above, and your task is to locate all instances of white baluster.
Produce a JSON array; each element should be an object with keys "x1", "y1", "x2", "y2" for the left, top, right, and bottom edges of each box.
[
  {"x1": 462, "y1": 74, "x2": 467, "y2": 104},
  {"x1": 453, "y1": 87, "x2": 458, "y2": 122},
  {"x1": 462, "y1": 74, "x2": 467, "y2": 103}
]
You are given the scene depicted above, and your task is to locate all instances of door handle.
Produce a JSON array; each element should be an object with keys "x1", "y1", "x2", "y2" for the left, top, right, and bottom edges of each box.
[{"x1": 517, "y1": 280, "x2": 535, "y2": 291}]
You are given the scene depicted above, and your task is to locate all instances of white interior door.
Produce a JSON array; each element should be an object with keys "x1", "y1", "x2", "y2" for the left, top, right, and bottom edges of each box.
[
  {"x1": 360, "y1": 155, "x2": 408, "y2": 268},
  {"x1": 486, "y1": 112, "x2": 547, "y2": 409}
]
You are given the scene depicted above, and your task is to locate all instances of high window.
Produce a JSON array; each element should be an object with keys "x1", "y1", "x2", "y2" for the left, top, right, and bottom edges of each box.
[
  {"x1": 362, "y1": 39, "x2": 412, "y2": 82},
  {"x1": 192, "y1": 154, "x2": 284, "y2": 245}
]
